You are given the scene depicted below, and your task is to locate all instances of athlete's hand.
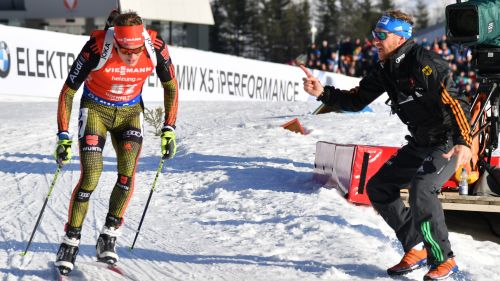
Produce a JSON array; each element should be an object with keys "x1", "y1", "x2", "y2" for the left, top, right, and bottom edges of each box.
[
  {"x1": 442, "y1": 144, "x2": 472, "y2": 172},
  {"x1": 300, "y1": 65, "x2": 324, "y2": 97},
  {"x1": 54, "y1": 132, "x2": 73, "y2": 165},
  {"x1": 161, "y1": 127, "x2": 176, "y2": 159}
]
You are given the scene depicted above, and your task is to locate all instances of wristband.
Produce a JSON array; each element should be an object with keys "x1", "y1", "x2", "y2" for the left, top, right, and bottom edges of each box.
[
  {"x1": 162, "y1": 125, "x2": 175, "y2": 132},
  {"x1": 58, "y1": 132, "x2": 70, "y2": 140}
]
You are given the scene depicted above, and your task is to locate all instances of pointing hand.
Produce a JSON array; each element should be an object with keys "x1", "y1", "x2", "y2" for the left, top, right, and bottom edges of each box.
[{"x1": 300, "y1": 65, "x2": 324, "y2": 97}]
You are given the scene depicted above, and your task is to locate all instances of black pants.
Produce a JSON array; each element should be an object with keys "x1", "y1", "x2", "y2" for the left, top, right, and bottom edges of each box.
[{"x1": 366, "y1": 139, "x2": 456, "y2": 265}]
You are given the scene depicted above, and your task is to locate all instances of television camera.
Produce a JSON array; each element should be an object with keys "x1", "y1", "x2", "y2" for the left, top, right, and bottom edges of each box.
[{"x1": 446, "y1": 0, "x2": 500, "y2": 190}]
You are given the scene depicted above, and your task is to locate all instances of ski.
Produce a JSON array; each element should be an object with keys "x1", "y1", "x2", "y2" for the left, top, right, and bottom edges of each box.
[
  {"x1": 89, "y1": 260, "x2": 126, "y2": 276},
  {"x1": 51, "y1": 262, "x2": 87, "y2": 281},
  {"x1": 52, "y1": 260, "x2": 128, "y2": 280}
]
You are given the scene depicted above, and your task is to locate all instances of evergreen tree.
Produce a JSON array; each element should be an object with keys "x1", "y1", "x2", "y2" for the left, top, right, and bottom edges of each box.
[
  {"x1": 226, "y1": 0, "x2": 259, "y2": 57},
  {"x1": 414, "y1": 0, "x2": 429, "y2": 30},
  {"x1": 209, "y1": 0, "x2": 228, "y2": 53},
  {"x1": 315, "y1": 0, "x2": 339, "y2": 45},
  {"x1": 259, "y1": 0, "x2": 291, "y2": 62},
  {"x1": 208, "y1": 0, "x2": 313, "y2": 63},
  {"x1": 256, "y1": 0, "x2": 311, "y2": 63},
  {"x1": 355, "y1": 0, "x2": 376, "y2": 38},
  {"x1": 209, "y1": 0, "x2": 260, "y2": 57},
  {"x1": 286, "y1": 1, "x2": 311, "y2": 62},
  {"x1": 338, "y1": 0, "x2": 357, "y2": 38},
  {"x1": 378, "y1": 0, "x2": 394, "y2": 12}
]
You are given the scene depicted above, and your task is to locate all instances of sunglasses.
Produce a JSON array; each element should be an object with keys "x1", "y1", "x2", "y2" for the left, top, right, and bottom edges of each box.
[
  {"x1": 372, "y1": 30, "x2": 389, "y2": 41},
  {"x1": 115, "y1": 41, "x2": 145, "y2": 55}
]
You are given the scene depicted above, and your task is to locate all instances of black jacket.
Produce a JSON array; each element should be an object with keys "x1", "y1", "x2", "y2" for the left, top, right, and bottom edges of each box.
[{"x1": 318, "y1": 40, "x2": 472, "y2": 147}]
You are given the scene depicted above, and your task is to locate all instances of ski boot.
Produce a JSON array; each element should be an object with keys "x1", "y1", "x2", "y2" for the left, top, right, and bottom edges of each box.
[
  {"x1": 96, "y1": 215, "x2": 122, "y2": 264},
  {"x1": 54, "y1": 228, "x2": 81, "y2": 275}
]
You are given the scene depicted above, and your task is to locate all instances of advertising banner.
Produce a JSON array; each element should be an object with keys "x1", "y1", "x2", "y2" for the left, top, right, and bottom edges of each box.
[{"x1": 0, "y1": 24, "x2": 360, "y2": 102}]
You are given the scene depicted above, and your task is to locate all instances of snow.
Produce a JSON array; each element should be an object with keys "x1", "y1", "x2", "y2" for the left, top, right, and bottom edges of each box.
[{"x1": 1, "y1": 95, "x2": 499, "y2": 281}]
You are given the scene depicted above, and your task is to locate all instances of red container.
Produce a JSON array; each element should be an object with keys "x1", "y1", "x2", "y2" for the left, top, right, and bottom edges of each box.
[
  {"x1": 347, "y1": 145, "x2": 398, "y2": 205},
  {"x1": 313, "y1": 142, "x2": 490, "y2": 206}
]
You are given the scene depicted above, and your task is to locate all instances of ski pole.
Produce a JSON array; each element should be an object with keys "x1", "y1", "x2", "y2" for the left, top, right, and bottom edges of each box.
[
  {"x1": 21, "y1": 164, "x2": 63, "y2": 256},
  {"x1": 130, "y1": 157, "x2": 166, "y2": 250}
]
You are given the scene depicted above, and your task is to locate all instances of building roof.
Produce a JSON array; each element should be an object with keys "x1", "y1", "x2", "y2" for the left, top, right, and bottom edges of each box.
[
  {"x1": 0, "y1": 0, "x2": 214, "y2": 25},
  {"x1": 120, "y1": 0, "x2": 214, "y2": 25}
]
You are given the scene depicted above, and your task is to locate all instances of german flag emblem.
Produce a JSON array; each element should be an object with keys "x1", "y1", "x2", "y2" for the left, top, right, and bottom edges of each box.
[{"x1": 422, "y1": 65, "x2": 433, "y2": 76}]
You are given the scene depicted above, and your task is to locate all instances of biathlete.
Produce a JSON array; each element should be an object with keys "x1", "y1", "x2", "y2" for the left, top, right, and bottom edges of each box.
[{"x1": 53, "y1": 11, "x2": 178, "y2": 275}]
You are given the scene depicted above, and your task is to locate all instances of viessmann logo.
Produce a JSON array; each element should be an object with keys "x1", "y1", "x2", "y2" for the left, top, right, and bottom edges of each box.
[
  {"x1": 0, "y1": 41, "x2": 10, "y2": 78},
  {"x1": 104, "y1": 66, "x2": 153, "y2": 76}
]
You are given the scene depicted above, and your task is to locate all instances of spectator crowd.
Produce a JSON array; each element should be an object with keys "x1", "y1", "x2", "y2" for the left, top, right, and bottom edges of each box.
[{"x1": 301, "y1": 35, "x2": 479, "y2": 98}]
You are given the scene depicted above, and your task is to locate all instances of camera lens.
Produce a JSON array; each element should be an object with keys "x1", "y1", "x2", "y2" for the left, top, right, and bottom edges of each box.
[{"x1": 448, "y1": 9, "x2": 478, "y2": 38}]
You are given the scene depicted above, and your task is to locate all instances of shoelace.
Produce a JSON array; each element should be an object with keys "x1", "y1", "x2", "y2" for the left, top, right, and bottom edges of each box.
[
  {"x1": 428, "y1": 260, "x2": 455, "y2": 274},
  {"x1": 402, "y1": 249, "x2": 424, "y2": 264}
]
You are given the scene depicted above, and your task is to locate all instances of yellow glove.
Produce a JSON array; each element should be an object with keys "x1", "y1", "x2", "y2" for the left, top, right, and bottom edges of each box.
[
  {"x1": 161, "y1": 127, "x2": 176, "y2": 159},
  {"x1": 54, "y1": 132, "x2": 73, "y2": 165}
]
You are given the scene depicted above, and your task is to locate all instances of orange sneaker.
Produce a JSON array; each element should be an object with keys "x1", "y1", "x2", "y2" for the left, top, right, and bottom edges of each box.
[
  {"x1": 423, "y1": 258, "x2": 458, "y2": 280},
  {"x1": 387, "y1": 248, "x2": 427, "y2": 276}
]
